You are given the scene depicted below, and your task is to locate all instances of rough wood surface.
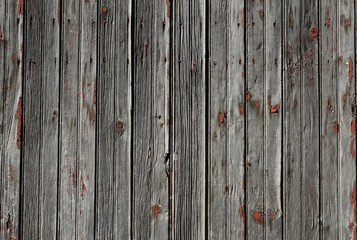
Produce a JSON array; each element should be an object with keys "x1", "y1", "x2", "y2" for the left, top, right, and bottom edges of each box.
[
  {"x1": 96, "y1": 0, "x2": 131, "y2": 238},
  {"x1": 320, "y1": 0, "x2": 338, "y2": 238},
  {"x1": 1, "y1": 1, "x2": 357, "y2": 239},
  {"x1": 172, "y1": 0, "x2": 206, "y2": 239},
  {"x1": 337, "y1": 0, "x2": 356, "y2": 238},
  {"x1": 0, "y1": 0, "x2": 23, "y2": 239}
]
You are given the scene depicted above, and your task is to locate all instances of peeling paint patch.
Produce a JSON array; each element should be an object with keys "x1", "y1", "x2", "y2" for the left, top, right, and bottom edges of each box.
[
  {"x1": 252, "y1": 211, "x2": 263, "y2": 224},
  {"x1": 246, "y1": 91, "x2": 252, "y2": 101},
  {"x1": 309, "y1": 27, "x2": 318, "y2": 39},
  {"x1": 259, "y1": 10, "x2": 264, "y2": 17},
  {"x1": 17, "y1": 0, "x2": 23, "y2": 15},
  {"x1": 269, "y1": 104, "x2": 280, "y2": 113},
  {"x1": 349, "y1": 58, "x2": 353, "y2": 84},
  {"x1": 166, "y1": 0, "x2": 170, "y2": 17},
  {"x1": 325, "y1": 15, "x2": 331, "y2": 26},
  {"x1": 351, "y1": 140, "x2": 355, "y2": 158},
  {"x1": 239, "y1": 103, "x2": 244, "y2": 115},
  {"x1": 218, "y1": 112, "x2": 225, "y2": 124},
  {"x1": 80, "y1": 174, "x2": 87, "y2": 199},
  {"x1": 327, "y1": 97, "x2": 332, "y2": 111},
  {"x1": 333, "y1": 123, "x2": 339, "y2": 134},
  {"x1": 152, "y1": 204, "x2": 161, "y2": 219},
  {"x1": 255, "y1": 100, "x2": 260, "y2": 109},
  {"x1": 351, "y1": 119, "x2": 356, "y2": 135},
  {"x1": 350, "y1": 185, "x2": 356, "y2": 216},
  {"x1": 16, "y1": 97, "x2": 22, "y2": 150},
  {"x1": 239, "y1": 206, "x2": 245, "y2": 222}
]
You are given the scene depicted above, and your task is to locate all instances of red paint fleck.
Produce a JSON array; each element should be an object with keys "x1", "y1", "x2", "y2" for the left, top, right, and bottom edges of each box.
[
  {"x1": 259, "y1": 10, "x2": 265, "y2": 17},
  {"x1": 327, "y1": 97, "x2": 332, "y2": 111},
  {"x1": 252, "y1": 211, "x2": 263, "y2": 224},
  {"x1": 352, "y1": 119, "x2": 356, "y2": 135},
  {"x1": 309, "y1": 27, "x2": 318, "y2": 39},
  {"x1": 351, "y1": 140, "x2": 356, "y2": 158},
  {"x1": 166, "y1": 0, "x2": 170, "y2": 17},
  {"x1": 349, "y1": 222, "x2": 355, "y2": 229},
  {"x1": 354, "y1": 226, "x2": 357, "y2": 240},
  {"x1": 116, "y1": 120, "x2": 124, "y2": 129},
  {"x1": 344, "y1": 18, "x2": 351, "y2": 27},
  {"x1": 16, "y1": 97, "x2": 22, "y2": 150},
  {"x1": 239, "y1": 103, "x2": 244, "y2": 115},
  {"x1": 246, "y1": 91, "x2": 252, "y2": 101},
  {"x1": 70, "y1": 170, "x2": 76, "y2": 187},
  {"x1": 0, "y1": 32, "x2": 3, "y2": 41},
  {"x1": 333, "y1": 123, "x2": 339, "y2": 134},
  {"x1": 80, "y1": 174, "x2": 87, "y2": 199},
  {"x1": 152, "y1": 204, "x2": 161, "y2": 219},
  {"x1": 350, "y1": 185, "x2": 357, "y2": 216},
  {"x1": 90, "y1": 108, "x2": 95, "y2": 122},
  {"x1": 269, "y1": 104, "x2": 280, "y2": 113},
  {"x1": 93, "y1": 82, "x2": 96, "y2": 104},
  {"x1": 342, "y1": 88, "x2": 350, "y2": 100},
  {"x1": 325, "y1": 15, "x2": 331, "y2": 26},
  {"x1": 349, "y1": 58, "x2": 353, "y2": 84},
  {"x1": 101, "y1": 6, "x2": 108, "y2": 14},
  {"x1": 267, "y1": 98, "x2": 271, "y2": 106},
  {"x1": 6, "y1": 216, "x2": 15, "y2": 240},
  {"x1": 58, "y1": 0, "x2": 61, "y2": 21},
  {"x1": 255, "y1": 101, "x2": 260, "y2": 109},
  {"x1": 239, "y1": 206, "x2": 245, "y2": 222},
  {"x1": 218, "y1": 112, "x2": 225, "y2": 124},
  {"x1": 17, "y1": 0, "x2": 23, "y2": 15}
]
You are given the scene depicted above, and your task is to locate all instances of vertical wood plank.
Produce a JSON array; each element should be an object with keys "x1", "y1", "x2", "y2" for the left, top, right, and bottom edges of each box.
[
  {"x1": 172, "y1": 0, "x2": 206, "y2": 239},
  {"x1": 132, "y1": 0, "x2": 169, "y2": 238},
  {"x1": 96, "y1": 0, "x2": 131, "y2": 238},
  {"x1": 226, "y1": 1, "x2": 245, "y2": 238},
  {"x1": 301, "y1": 0, "x2": 319, "y2": 238},
  {"x1": 338, "y1": 0, "x2": 356, "y2": 238},
  {"x1": 245, "y1": 0, "x2": 265, "y2": 238},
  {"x1": 264, "y1": 0, "x2": 283, "y2": 238},
  {"x1": 40, "y1": 0, "x2": 60, "y2": 238},
  {"x1": 59, "y1": 0, "x2": 79, "y2": 238},
  {"x1": 23, "y1": 0, "x2": 59, "y2": 238},
  {"x1": 208, "y1": 0, "x2": 245, "y2": 239},
  {"x1": 208, "y1": 1, "x2": 228, "y2": 239},
  {"x1": 283, "y1": 0, "x2": 302, "y2": 238},
  {"x1": 320, "y1": 0, "x2": 338, "y2": 238},
  {"x1": 0, "y1": 0, "x2": 23, "y2": 239},
  {"x1": 77, "y1": 0, "x2": 96, "y2": 238}
]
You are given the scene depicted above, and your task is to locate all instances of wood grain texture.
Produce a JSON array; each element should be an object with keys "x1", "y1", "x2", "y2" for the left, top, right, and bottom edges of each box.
[
  {"x1": 264, "y1": 0, "x2": 283, "y2": 238},
  {"x1": 283, "y1": 0, "x2": 302, "y2": 239},
  {"x1": 78, "y1": 0, "x2": 96, "y2": 238},
  {"x1": 320, "y1": 0, "x2": 338, "y2": 238},
  {"x1": 245, "y1": 0, "x2": 265, "y2": 238},
  {"x1": 96, "y1": 0, "x2": 131, "y2": 238},
  {"x1": 208, "y1": 0, "x2": 245, "y2": 239},
  {"x1": 337, "y1": 0, "x2": 356, "y2": 238},
  {"x1": 132, "y1": 0, "x2": 169, "y2": 238},
  {"x1": 172, "y1": 0, "x2": 206, "y2": 239},
  {"x1": 0, "y1": 0, "x2": 23, "y2": 239},
  {"x1": 59, "y1": 0, "x2": 80, "y2": 238}
]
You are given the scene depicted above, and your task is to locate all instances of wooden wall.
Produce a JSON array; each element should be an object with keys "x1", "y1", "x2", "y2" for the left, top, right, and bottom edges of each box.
[{"x1": 0, "y1": 0, "x2": 356, "y2": 239}]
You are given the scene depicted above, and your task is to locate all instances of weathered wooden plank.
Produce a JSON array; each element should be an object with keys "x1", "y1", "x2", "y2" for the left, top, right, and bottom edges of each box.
[
  {"x1": 300, "y1": 0, "x2": 320, "y2": 238},
  {"x1": 172, "y1": 0, "x2": 206, "y2": 239},
  {"x1": 77, "y1": 0, "x2": 96, "y2": 238},
  {"x1": 226, "y1": 1, "x2": 245, "y2": 238},
  {"x1": 320, "y1": 0, "x2": 338, "y2": 238},
  {"x1": 59, "y1": 0, "x2": 79, "y2": 238},
  {"x1": 96, "y1": 0, "x2": 131, "y2": 238},
  {"x1": 39, "y1": 0, "x2": 60, "y2": 238},
  {"x1": 337, "y1": 0, "x2": 356, "y2": 238},
  {"x1": 132, "y1": 0, "x2": 169, "y2": 238},
  {"x1": 0, "y1": 0, "x2": 23, "y2": 239},
  {"x1": 283, "y1": 0, "x2": 302, "y2": 238},
  {"x1": 208, "y1": 0, "x2": 228, "y2": 239},
  {"x1": 113, "y1": 0, "x2": 131, "y2": 238},
  {"x1": 264, "y1": 0, "x2": 283, "y2": 238},
  {"x1": 208, "y1": 0, "x2": 245, "y2": 239},
  {"x1": 245, "y1": 0, "x2": 265, "y2": 238},
  {"x1": 22, "y1": 0, "x2": 42, "y2": 238}
]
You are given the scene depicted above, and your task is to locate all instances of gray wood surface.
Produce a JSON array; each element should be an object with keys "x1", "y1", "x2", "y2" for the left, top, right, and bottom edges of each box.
[
  {"x1": 320, "y1": 0, "x2": 338, "y2": 239},
  {"x1": 0, "y1": 0, "x2": 22, "y2": 239},
  {"x1": 1, "y1": 0, "x2": 357, "y2": 239}
]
